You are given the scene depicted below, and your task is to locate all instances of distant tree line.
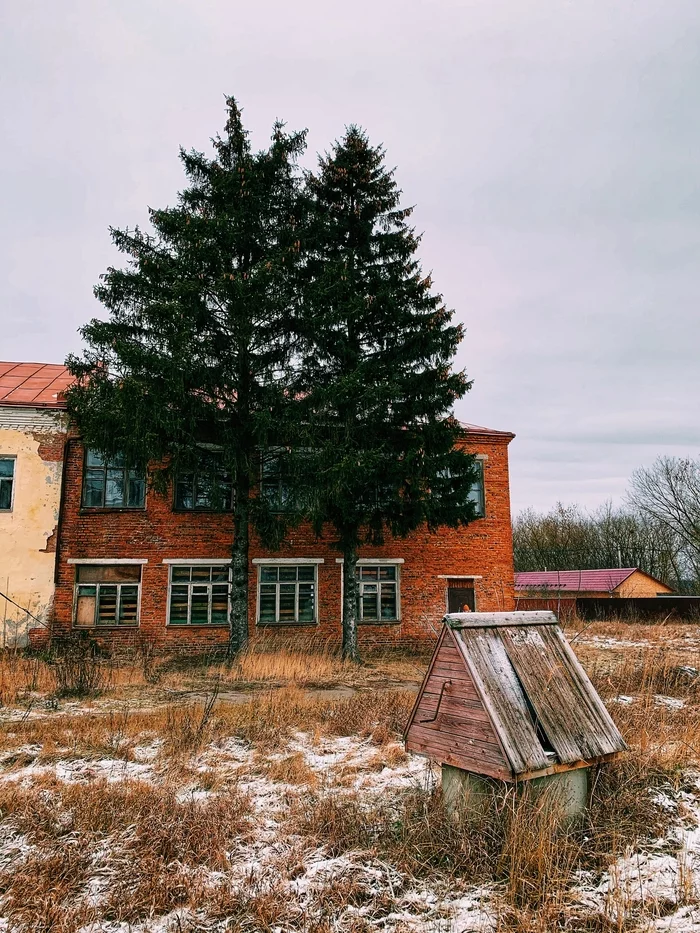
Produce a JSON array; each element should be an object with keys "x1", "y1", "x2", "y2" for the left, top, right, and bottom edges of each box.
[{"x1": 513, "y1": 456, "x2": 700, "y2": 594}]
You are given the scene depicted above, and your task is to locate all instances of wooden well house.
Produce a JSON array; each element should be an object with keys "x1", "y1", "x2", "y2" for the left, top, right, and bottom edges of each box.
[{"x1": 405, "y1": 611, "x2": 627, "y2": 813}]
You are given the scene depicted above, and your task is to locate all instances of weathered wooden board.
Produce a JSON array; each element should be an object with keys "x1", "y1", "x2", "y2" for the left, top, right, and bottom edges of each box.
[
  {"x1": 405, "y1": 628, "x2": 510, "y2": 776},
  {"x1": 446, "y1": 611, "x2": 558, "y2": 629},
  {"x1": 453, "y1": 627, "x2": 551, "y2": 774},
  {"x1": 499, "y1": 624, "x2": 625, "y2": 760}
]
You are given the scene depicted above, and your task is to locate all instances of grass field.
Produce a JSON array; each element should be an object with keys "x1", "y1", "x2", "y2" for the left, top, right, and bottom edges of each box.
[{"x1": 1, "y1": 623, "x2": 700, "y2": 931}]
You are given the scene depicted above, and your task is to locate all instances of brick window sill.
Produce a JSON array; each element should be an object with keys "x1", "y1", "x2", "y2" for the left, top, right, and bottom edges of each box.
[
  {"x1": 73, "y1": 625, "x2": 139, "y2": 630},
  {"x1": 166, "y1": 623, "x2": 229, "y2": 628},
  {"x1": 358, "y1": 619, "x2": 402, "y2": 626},
  {"x1": 171, "y1": 508, "x2": 234, "y2": 515},
  {"x1": 256, "y1": 621, "x2": 318, "y2": 627},
  {"x1": 79, "y1": 508, "x2": 146, "y2": 514}
]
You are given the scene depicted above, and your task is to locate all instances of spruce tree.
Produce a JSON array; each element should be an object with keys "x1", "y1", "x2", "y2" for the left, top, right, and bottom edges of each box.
[
  {"x1": 66, "y1": 98, "x2": 306, "y2": 653},
  {"x1": 297, "y1": 128, "x2": 478, "y2": 662}
]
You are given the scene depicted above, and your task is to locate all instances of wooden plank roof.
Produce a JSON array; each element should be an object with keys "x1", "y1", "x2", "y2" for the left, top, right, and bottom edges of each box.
[{"x1": 445, "y1": 611, "x2": 627, "y2": 772}]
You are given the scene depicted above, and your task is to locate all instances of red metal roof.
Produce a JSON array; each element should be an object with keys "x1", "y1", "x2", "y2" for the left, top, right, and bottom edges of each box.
[
  {"x1": 515, "y1": 569, "x2": 639, "y2": 593},
  {"x1": 459, "y1": 421, "x2": 515, "y2": 438},
  {"x1": 0, "y1": 362, "x2": 73, "y2": 409}
]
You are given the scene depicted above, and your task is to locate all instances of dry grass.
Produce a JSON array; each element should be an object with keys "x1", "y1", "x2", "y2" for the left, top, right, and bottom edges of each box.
[
  {"x1": 1, "y1": 631, "x2": 699, "y2": 931},
  {"x1": 0, "y1": 778, "x2": 252, "y2": 930}
]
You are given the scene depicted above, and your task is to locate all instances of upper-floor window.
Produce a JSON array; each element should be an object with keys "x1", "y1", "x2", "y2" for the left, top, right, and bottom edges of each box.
[
  {"x1": 260, "y1": 453, "x2": 293, "y2": 512},
  {"x1": 468, "y1": 459, "x2": 485, "y2": 518},
  {"x1": 82, "y1": 450, "x2": 146, "y2": 509},
  {"x1": 0, "y1": 458, "x2": 15, "y2": 511},
  {"x1": 175, "y1": 453, "x2": 234, "y2": 511},
  {"x1": 356, "y1": 564, "x2": 400, "y2": 622},
  {"x1": 74, "y1": 564, "x2": 141, "y2": 627}
]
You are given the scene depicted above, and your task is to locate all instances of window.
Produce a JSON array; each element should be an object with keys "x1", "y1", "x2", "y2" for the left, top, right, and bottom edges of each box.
[
  {"x1": 356, "y1": 564, "x2": 399, "y2": 622},
  {"x1": 82, "y1": 450, "x2": 146, "y2": 508},
  {"x1": 468, "y1": 460, "x2": 485, "y2": 518},
  {"x1": 0, "y1": 458, "x2": 15, "y2": 511},
  {"x1": 260, "y1": 450, "x2": 312, "y2": 512},
  {"x1": 260, "y1": 453, "x2": 293, "y2": 512},
  {"x1": 74, "y1": 565, "x2": 141, "y2": 627},
  {"x1": 168, "y1": 565, "x2": 230, "y2": 625},
  {"x1": 175, "y1": 453, "x2": 233, "y2": 511},
  {"x1": 257, "y1": 564, "x2": 317, "y2": 624}
]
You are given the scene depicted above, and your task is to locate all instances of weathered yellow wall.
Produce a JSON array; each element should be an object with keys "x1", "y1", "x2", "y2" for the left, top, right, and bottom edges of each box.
[
  {"x1": 0, "y1": 422, "x2": 64, "y2": 645},
  {"x1": 617, "y1": 570, "x2": 674, "y2": 597}
]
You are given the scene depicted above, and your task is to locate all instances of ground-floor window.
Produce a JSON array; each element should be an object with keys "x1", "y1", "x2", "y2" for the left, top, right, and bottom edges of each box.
[
  {"x1": 257, "y1": 564, "x2": 317, "y2": 624},
  {"x1": 356, "y1": 564, "x2": 400, "y2": 622},
  {"x1": 74, "y1": 564, "x2": 141, "y2": 626},
  {"x1": 168, "y1": 564, "x2": 230, "y2": 625}
]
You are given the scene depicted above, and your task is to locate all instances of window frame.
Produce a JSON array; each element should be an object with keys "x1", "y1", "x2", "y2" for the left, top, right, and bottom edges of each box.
[
  {"x1": 0, "y1": 456, "x2": 16, "y2": 512},
  {"x1": 173, "y1": 452, "x2": 234, "y2": 512},
  {"x1": 165, "y1": 562, "x2": 231, "y2": 627},
  {"x1": 336, "y1": 559, "x2": 403, "y2": 625},
  {"x1": 468, "y1": 457, "x2": 486, "y2": 519},
  {"x1": 72, "y1": 564, "x2": 142, "y2": 628},
  {"x1": 355, "y1": 562, "x2": 401, "y2": 624},
  {"x1": 259, "y1": 448, "x2": 313, "y2": 514},
  {"x1": 254, "y1": 559, "x2": 322, "y2": 626},
  {"x1": 81, "y1": 449, "x2": 146, "y2": 510}
]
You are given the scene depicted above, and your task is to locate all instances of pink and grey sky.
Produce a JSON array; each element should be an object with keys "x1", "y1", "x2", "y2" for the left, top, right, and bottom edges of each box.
[{"x1": 2, "y1": 0, "x2": 699, "y2": 513}]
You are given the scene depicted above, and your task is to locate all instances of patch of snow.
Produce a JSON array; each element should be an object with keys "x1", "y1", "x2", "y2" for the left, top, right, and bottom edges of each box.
[
  {"x1": 0, "y1": 755, "x2": 155, "y2": 786},
  {"x1": 654, "y1": 695, "x2": 686, "y2": 710},
  {"x1": 132, "y1": 740, "x2": 163, "y2": 762}
]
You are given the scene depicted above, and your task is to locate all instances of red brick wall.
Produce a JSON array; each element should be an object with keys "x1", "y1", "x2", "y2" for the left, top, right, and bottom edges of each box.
[{"x1": 52, "y1": 432, "x2": 515, "y2": 652}]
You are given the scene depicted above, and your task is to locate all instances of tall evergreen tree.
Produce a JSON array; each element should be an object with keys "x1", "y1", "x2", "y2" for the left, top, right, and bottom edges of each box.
[
  {"x1": 296, "y1": 128, "x2": 478, "y2": 662},
  {"x1": 66, "y1": 98, "x2": 306, "y2": 653}
]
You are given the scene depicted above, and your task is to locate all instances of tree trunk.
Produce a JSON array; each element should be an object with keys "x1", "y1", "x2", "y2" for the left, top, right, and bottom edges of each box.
[
  {"x1": 342, "y1": 544, "x2": 361, "y2": 663},
  {"x1": 229, "y1": 474, "x2": 250, "y2": 656}
]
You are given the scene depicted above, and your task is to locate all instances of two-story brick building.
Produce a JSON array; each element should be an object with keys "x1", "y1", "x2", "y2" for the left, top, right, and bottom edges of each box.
[{"x1": 2, "y1": 361, "x2": 517, "y2": 652}]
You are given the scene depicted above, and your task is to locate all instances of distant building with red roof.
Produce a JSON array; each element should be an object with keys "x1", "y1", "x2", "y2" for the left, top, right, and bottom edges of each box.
[{"x1": 515, "y1": 568, "x2": 674, "y2": 600}]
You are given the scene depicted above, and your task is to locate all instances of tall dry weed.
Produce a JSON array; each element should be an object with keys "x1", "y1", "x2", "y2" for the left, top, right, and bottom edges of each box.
[{"x1": 0, "y1": 778, "x2": 252, "y2": 930}]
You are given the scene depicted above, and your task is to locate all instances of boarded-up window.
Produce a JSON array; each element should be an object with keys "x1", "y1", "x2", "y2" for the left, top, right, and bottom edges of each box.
[
  {"x1": 168, "y1": 565, "x2": 230, "y2": 625},
  {"x1": 74, "y1": 565, "x2": 141, "y2": 627}
]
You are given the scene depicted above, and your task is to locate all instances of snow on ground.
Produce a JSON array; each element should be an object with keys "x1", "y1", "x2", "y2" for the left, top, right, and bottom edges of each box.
[
  {"x1": 610, "y1": 695, "x2": 688, "y2": 710},
  {"x1": 0, "y1": 728, "x2": 484, "y2": 931},
  {"x1": 6, "y1": 723, "x2": 700, "y2": 930},
  {"x1": 573, "y1": 777, "x2": 700, "y2": 929}
]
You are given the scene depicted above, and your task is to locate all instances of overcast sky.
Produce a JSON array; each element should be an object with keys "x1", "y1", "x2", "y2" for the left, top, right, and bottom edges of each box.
[{"x1": 2, "y1": 0, "x2": 699, "y2": 514}]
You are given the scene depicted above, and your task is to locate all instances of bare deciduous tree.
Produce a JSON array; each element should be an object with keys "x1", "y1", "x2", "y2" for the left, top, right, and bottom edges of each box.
[{"x1": 627, "y1": 457, "x2": 700, "y2": 588}]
